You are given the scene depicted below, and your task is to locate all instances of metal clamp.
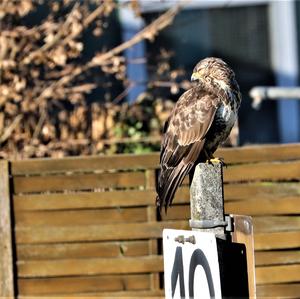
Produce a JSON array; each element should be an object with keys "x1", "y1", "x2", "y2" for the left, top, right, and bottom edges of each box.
[{"x1": 189, "y1": 215, "x2": 234, "y2": 232}]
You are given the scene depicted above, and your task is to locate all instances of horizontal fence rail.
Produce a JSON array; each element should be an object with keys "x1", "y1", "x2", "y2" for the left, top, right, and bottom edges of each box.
[{"x1": 1, "y1": 143, "x2": 300, "y2": 297}]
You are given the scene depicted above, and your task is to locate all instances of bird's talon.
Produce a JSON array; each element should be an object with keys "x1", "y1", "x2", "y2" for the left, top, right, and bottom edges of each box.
[
  {"x1": 206, "y1": 157, "x2": 227, "y2": 167},
  {"x1": 206, "y1": 159, "x2": 213, "y2": 165}
]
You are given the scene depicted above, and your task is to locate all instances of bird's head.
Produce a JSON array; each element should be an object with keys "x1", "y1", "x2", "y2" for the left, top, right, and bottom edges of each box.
[
  {"x1": 191, "y1": 57, "x2": 241, "y2": 105},
  {"x1": 191, "y1": 57, "x2": 231, "y2": 84}
]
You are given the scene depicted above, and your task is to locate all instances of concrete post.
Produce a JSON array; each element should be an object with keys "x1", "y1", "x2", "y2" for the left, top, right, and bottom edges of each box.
[{"x1": 189, "y1": 162, "x2": 225, "y2": 237}]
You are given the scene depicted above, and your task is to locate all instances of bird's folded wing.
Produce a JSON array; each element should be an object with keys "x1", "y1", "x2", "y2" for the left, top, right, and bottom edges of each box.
[
  {"x1": 160, "y1": 89, "x2": 219, "y2": 166},
  {"x1": 157, "y1": 89, "x2": 219, "y2": 210}
]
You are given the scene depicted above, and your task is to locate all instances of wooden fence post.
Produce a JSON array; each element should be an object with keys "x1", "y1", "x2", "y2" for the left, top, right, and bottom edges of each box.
[
  {"x1": 232, "y1": 215, "x2": 256, "y2": 298},
  {"x1": 0, "y1": 160, "x2": 15, "y2": 297}
]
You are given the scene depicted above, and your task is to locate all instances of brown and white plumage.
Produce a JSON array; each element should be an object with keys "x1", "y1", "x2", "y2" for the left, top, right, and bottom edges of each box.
[{"x1": 156, "y1": 57, "x2": 241, "y2": 212}]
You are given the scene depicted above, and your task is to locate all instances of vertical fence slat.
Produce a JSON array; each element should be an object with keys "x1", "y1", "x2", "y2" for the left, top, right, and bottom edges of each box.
[
  {"x1": 0, "y1": 161, "x2": 15, "y2": 297},
  {"x1": 145, "y1": 169, "x2": 160, "y2": 291}
]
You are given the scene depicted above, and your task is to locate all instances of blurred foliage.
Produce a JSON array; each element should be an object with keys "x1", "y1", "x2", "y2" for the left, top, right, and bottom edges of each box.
[
  {"x1": 0, "y1": 0, "x2": 188, "y2": 159},
  {"x1": 91, "y1": 93, "x2": 175, "y2": 155}
]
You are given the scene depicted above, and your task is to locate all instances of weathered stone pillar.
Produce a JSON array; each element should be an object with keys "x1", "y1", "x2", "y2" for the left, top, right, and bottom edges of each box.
[{"x1": 189, "y1": 162, "x2": 226, "y2": 237}]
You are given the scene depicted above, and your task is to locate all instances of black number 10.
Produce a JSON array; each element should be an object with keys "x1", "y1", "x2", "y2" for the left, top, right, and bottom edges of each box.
[{"x1": 171, "y1": 247, "x2": 215, "y2": 299}]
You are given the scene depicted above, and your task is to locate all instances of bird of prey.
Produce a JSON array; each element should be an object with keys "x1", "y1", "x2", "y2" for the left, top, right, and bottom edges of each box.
[{"x1": 156, "y1": 57, "x2": 241, "y2": 212}]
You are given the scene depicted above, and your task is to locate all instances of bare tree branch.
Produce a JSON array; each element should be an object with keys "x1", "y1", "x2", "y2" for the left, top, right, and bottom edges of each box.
[{"x1": 0, "y1": 115, "x2": 22, "y2": 144}]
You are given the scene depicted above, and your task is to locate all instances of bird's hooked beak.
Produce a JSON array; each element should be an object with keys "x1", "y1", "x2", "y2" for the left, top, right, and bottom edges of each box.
[{"x1": 191, "y1": 71, "x2": 201, "y2": 82}]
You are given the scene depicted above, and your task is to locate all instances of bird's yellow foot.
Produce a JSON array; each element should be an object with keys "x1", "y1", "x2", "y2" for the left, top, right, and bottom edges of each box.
[{"x1": 206, "y1": 157, "x2": 227, "y2": 167}]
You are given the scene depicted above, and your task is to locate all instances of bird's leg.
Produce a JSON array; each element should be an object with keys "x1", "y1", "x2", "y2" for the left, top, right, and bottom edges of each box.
[
  {"x1": 207, "y1": 157, "x2": 227, "y2": 167},
  {"x1": 205, "y1": 151, "x2": 227, "y2": 167}
]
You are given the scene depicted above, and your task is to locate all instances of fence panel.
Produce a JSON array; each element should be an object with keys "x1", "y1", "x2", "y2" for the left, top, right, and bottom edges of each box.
[{"x1": 3, "y1": 143, "x2": 300, "y2": 297}]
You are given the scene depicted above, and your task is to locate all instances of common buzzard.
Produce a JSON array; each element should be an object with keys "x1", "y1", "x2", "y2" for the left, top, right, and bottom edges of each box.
[{"x1": 156, "y1": 57, "x2": 241, "y2": 212}]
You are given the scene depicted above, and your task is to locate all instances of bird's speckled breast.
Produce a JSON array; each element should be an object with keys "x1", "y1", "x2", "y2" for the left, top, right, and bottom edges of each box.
[{"x1": 204, "y1": 103, "x2": 237, "y2": 155}]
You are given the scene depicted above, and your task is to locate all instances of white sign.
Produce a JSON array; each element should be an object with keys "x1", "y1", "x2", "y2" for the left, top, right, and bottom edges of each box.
[{"x1": 163, "y1": 229, "x2": 222, "y2": 299}]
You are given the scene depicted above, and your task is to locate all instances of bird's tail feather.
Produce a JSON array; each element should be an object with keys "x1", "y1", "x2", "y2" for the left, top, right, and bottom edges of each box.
[
  {"x1": 156, "y1": 161, "x2": 193, "y2": 212},
  {"x1": 156, "y1": 140, "x2": 205, "y2": 213}
]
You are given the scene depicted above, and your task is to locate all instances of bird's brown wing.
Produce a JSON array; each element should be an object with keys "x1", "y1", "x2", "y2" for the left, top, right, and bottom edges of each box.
[{"x1": 157, "y1": 88, "x2": 220, "y2": 211}]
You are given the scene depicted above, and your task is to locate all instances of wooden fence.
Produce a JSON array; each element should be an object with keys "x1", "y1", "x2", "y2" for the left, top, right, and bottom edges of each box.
[{"x1": 1, "y1": 143, "x2": 300, "y2": 298}]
